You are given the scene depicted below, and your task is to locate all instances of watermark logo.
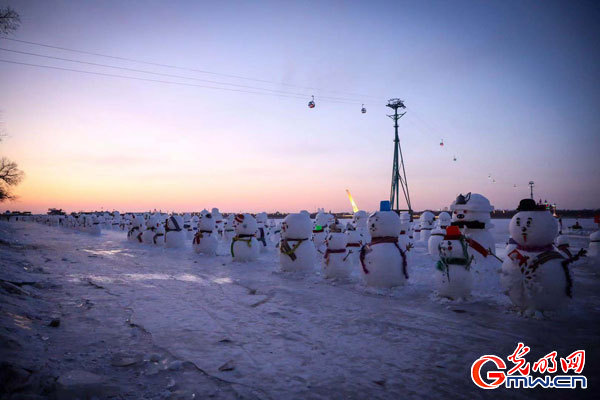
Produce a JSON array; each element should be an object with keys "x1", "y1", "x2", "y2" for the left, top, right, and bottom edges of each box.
[{"x1": 471, "y1": 342, "x2": 587, "y2": 390}]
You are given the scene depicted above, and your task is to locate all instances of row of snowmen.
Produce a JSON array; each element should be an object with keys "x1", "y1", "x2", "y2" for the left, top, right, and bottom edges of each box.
[{"x1": 278, "y1": 193, "x2": 594, "y2": 317}]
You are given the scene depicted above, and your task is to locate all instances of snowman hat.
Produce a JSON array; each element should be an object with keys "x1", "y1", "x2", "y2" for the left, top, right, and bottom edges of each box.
[
  {"x1": 443, "y1": 225, "x2": 462, "y2": 240},
  {"x1": 235, "y1": 213, "x2": 245, "y2": 224},
  {"x1": 516, "y1": 198, "x2": 546, "y2": 212}
]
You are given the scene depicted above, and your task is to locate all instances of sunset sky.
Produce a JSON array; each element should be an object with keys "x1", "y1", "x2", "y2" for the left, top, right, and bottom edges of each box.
[{"x1": 1, "y1": 0, "x2": 599, "y2": 214}]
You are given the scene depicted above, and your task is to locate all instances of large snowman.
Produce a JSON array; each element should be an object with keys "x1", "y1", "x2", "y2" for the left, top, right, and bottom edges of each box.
[
  {"x1": 450, "y1": 193, "x2": 496, "y2": 262},
  {"x1": 500, "y1": 199, "x2": 573, "y2": 315},
  {"x1": 360, "y1": 211, "x2": 408, "y2": 288},
  {"x1": 279, "y1": 213, "x2": 317, "y2": 272}
]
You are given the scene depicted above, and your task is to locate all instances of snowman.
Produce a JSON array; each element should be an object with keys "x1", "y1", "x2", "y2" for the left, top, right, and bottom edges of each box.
[
  {"x1": 279, "y1": 213, "x2": 317, "y2": 272},
  {"x1": 111, "y1": 212, "x2": 122, "y2": 230},
  {"x1": 345, "y1": 223, "x2": 365, "y2": 270},
  {"x1": 435, "y1": 226, "x2": 474, "y2": 299},
  {"x1": 193, "y1": 213, "x2": 219, "y2": 255},
  {"x1": 165, "y1": 215, "x2": 186, "y2": 249},
  {"x1": 428, "y1": 220, "x2": 446, "y2": 256},
  {"x1": 127, "y1": 215, "x2": 145, "y2": 243},
  {"x1": 398, "y1": 212, "x2": 413, "y2": 252},
  {"x1": 188, "y1": 214, "x2": 199, "y2": 240},
  {"x1": 418, "y1": 211, "x2": 435, "y2": 243},
  {"x1": 231, "y1": 213, "x2": 259, "y2": 261},
  {"x1": 211, "y1": 208, "x2": 224, "y2": 238},
  {"x1": 223, "y1": 214, "x2": 236, "y2": 244},
  {"x1": 323, "y1": 221, "x2": 351, "y2": 279},
  {"x1": 450, "y1": 193, "x2": 496, "y2": 262},
  {"x1": 500, "y1": 199, "x2": 573, "y2": 315},
  {"x1": 313, "y1": 209, "x2": 333, "y2": 251},
  {"x1": 359, "y1": 211, "x2": 408, "y2": 288},
  {"x1": 353, "y1": 210, "x2": 370, "y2": 238},
  {"x1": 89, "y1": 215, "x2": 102, "y2": 236},
  {"x1": 142, "y1": 216, "x2": 164, "y2": 245},
  {"x1": 255, "y1": 212, "x2": 269, "y2": 252}
]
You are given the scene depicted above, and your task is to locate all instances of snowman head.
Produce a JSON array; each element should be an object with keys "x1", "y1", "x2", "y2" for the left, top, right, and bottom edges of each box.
[
  {"x1": 438, "y1": 226, "x2": 467, "y2": 259},
  {"x1": 420, "y1": 211, "x2": 435, "y2": 228},
  {"x1": 281, "y1": 213, "x2": 312, "y2": 239},
  {"x1": 353, "y1": 210, "x2": 368, "y2": 227},
  {"x1": 438, "y1": 212, "x2": 451, "y2": 227},
  {"x1": 198, "y1": 213, "x2": 215, "y2": 231},
  {"x1": 235, "y1": 213, "x2": 257, "y2": 235},
  {"x1": 450, "y1": 193, "x2": 493, "y2": 224},
  {"x1": 509, "y1": 199, "x2": 558, "y2": 247},
  {"x1": 256, "y1": 212, "x2": 268, "y2": 225},
  {"x1": 368, "y1": 211, "x2": 401, "y2": 237},
  {"x1": 167, "y1": 215, "x2": 184, "y2": 230}
]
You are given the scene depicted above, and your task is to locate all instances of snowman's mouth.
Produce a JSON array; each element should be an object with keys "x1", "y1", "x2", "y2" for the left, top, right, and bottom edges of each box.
[
  {"x1": 522, "y1": 233, "x2": 528, "y2": 242},
  {"x1": 448, "y1": 245, "x2": 453, "y2": 251}
]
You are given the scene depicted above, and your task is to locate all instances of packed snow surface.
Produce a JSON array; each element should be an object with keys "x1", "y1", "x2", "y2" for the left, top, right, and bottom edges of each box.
[{"x1": 1, "y1": 219, "x2": 598, "y2": 399}]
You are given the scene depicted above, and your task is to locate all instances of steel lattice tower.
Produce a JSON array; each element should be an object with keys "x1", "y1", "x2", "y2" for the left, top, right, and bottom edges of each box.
[{"x1": 387, "y1": 98, "x2": 412, "y2": 214}]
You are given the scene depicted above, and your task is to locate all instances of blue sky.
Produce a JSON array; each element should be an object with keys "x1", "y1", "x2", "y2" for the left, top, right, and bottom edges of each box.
[{"x1": 1, "y1": 0, "x2": 599, "y2": 212}]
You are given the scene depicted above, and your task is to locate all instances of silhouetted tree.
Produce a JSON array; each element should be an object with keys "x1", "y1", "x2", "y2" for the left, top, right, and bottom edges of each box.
[
  {"x1": 0, "y1": 157, "x2": 24, "y2": 202},
  {"x1": 0, "y1": 7, "x2": 20, "y2": 35}
]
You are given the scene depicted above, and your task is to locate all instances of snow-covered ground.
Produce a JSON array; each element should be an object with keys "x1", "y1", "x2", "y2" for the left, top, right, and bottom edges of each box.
[{"x1": 1, "y1": 219, "x2": 598, "y2": 399}]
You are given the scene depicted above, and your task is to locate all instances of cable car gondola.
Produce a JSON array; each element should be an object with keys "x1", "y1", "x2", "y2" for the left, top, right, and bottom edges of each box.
[
  {"x1": 453, "y1": 155, "x2": 457, "y2": 162},
  {"x1": 361, "y1": 104, "x2": 367, "y2": 114},
  {"x1": 308, "y1": 95, "x2": 315, "y2": 109},
  {"x1": 440, "y1": 139, "x2": 444, "y2": 147}
]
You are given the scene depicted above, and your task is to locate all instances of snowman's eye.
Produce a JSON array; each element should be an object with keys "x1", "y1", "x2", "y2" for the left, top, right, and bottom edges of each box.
[
  {"x1": 463, "y1": 210, "x2": 468, "y2": 214},
  {"x1": 526, "y1": 219, "x2": 531, "y2": 227},
  {"x1": 516, "y1": 218, "x2": 521, "y2": 226}
]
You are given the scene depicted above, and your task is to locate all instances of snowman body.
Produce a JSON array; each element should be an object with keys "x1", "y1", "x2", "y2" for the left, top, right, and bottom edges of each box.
[
  {"x1": 500, "y1": 201, "x2": 571, "y2": 313},
  {"x1": 193, "y1": 213, "x2": 218, "y2": 255},
  {"x1": 165, "y1": 215, "x2": 186, "y2": 249},
  {"x1": 435, "y1": 230, "x2": 473, "y2": 299},
  {"x1": 231, "y1": 214, "x2": 259, "y2": 261},
  {"x1": 360, "y1": 211, "x2": 408, "y2": 288},
  {"x1": 279, "y1": 213, "x2": 317, "y2": 272},
  {"x1": 323, "y1": 227, "x2": 350, "y2": 279}
]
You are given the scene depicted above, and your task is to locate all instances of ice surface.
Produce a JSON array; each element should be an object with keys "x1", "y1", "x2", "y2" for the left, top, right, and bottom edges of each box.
[{"x1": 1, "y1": 219, "x2": 598, "y2": 399}]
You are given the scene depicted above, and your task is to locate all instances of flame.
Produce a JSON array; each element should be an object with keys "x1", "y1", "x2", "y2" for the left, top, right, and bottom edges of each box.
[{"x1": 346, "y1": 189, "x2": 359, "y2": 213}]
